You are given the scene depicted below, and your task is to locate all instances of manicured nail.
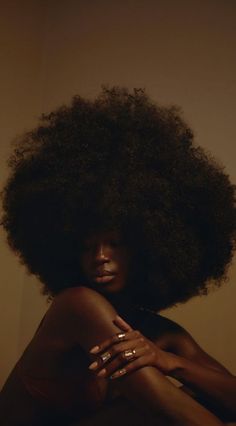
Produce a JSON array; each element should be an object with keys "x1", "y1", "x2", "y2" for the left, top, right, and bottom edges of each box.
[
  {"x1": 89, "y1": 345, "x2": 100, "y2": 354},
  {"x1": 110, "y1": 368, "x2": 127, "y2": 379},
  {"x1": 97, "y1": 368, "x2": 106, "y2": 377},
  {"x1": 88, "y1": 361, "x2": 98, "y2": 370},
  {"x1": 116, "y1": 315, "x2": 124, "y2": 321}
]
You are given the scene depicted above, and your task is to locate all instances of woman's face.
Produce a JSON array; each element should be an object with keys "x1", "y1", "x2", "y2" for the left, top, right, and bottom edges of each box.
[{"x1": 79, "y1": 230, "x2": 132, "y2": 294}]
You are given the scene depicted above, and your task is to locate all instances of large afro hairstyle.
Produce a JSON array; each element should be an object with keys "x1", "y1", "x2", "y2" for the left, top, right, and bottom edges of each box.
[{"x1": 1, "y1": 86, "x2": 236, "y2": 311}]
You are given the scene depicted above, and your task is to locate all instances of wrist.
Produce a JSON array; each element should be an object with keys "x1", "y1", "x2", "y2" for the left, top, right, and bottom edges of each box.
[{"x1": 169, "y1": 355, "x2": 190, "y2": 380}]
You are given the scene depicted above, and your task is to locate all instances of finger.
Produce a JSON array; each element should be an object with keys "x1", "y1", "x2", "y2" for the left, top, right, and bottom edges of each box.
[
  {"x1": 105, "y1": 337, "x2": 145, "y2": 362},
  {"x1": 89, "y1": 332, "x2": 126, "y2": 354},
  {"x1": 88, "y1": 334, "x2": 144, "y2": 371},
  {"x1": 95, "y1": 339, "x2": 146, "y2": 375},
  {"x1": 113, "y1": 315, "x2": 133, "y2": 332},
  {"x1": 89, "y1": 317, "x2": 135, "y2": 354},
  {"x1": 97, "y1": 345, "x2": 148, "y2": 378},
  {"x1": 89, "y1": 328, "x2": 139, "y2": 355},
  {"x1": 109, "y1": 354, "x2": 152, "y2": 379}
]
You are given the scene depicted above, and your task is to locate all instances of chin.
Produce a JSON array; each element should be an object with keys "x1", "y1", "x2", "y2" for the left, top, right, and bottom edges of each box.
[{"x1": 96, "y1": 283, "x2": 123, "y2": 294}]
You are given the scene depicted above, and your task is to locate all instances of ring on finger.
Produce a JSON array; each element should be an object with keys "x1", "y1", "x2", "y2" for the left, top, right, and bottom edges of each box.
[
  {"x1": 116, "y1": 332, "x2": 126, "y2": 341},
  {"x1": 100, "y1": 351, "x2": 112, "y2": 363},
  {"x1": 123, "y1": 348, "x2": 137, "y2": 361}
]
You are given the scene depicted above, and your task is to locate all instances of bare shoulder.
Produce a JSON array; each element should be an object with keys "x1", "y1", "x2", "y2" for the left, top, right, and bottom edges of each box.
[
  {"x1": 139, "y1": 309, "x2": 189, "y2": 339},
  {"x1": 48, "y1": 286, "x2": 119, "y2": 352},
  {"x1": 139, "y1": 310, "x2": 203, "y2": 353},
  {"x1": 153, "y1": 313, "x2": 187, "y2": 334},
  {"x1": 55, "y1": 285, "x2": 105, "y2": 303},
  {"x1": 53, "y1": 286, "x2": 116, "y2": 319},
  {"x1": 149, "y1": 312, "x2": 204, "y2": 354},
  {"x1": 149, "y1": 313, "x2": 230, "y2": 373}
]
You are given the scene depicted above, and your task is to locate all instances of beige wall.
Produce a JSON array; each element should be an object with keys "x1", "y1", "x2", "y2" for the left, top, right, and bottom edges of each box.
[
  {"x1": 0, "y1": 0, "x2": 47, "y2": 387},
  {"x1": 0, "y1": 0, "x2": 236, "y2": 387}
]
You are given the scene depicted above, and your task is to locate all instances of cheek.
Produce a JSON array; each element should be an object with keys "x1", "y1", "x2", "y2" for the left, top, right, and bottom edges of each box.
[{"x1": 117, "y1": 251, "x2": 132, "y2": 273}]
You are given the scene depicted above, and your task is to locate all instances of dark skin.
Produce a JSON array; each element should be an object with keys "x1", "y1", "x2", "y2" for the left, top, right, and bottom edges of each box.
[
  {"x1": 79, "y1": 230, "x2": 236, "y2": 424},
  {"x1": 89, "y1": 316, "x2": 236, "y2": 415},
  {"x1": 1, "y1": 230, "x2": 236, "y2": 425}
]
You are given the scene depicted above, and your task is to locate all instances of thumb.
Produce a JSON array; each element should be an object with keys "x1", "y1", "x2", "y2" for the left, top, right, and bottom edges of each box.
[{"x1": 113, "y1": 315, "x2": 133, "y2": 332}]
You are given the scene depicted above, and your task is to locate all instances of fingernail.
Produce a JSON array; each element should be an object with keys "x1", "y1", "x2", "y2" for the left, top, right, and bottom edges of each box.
[
  {"x1": 97, "y1": 368, "x2": 106, "y2": 377},
  {"x1": 89, "y1": 345, "x2": 100, "y2": 354},
  {"x1": 88, "y1": 361, "x2": 98, "y2": 370},
  {"x1": 110, "y1": 373, "x2": 118, "y2": 380},
  {"x1": 110, "y1": 368, "x2": 126, "y2": 379},
  {"x1": 116, "y1": 315, "x2": 123, "y2": 320}
]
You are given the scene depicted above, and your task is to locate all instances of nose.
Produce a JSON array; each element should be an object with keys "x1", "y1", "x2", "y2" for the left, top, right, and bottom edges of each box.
[{"x1": 94, "y1": 243, "x2": 110, "y2": 264}]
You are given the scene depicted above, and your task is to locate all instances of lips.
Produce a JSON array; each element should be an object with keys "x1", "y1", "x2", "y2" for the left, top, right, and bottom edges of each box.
[
  {"x1": 94, "y1": 270, "x2": 115, "y2": 277},
  {"x1": 92, "y1": 270, "x2": 116, "y2": 284}
]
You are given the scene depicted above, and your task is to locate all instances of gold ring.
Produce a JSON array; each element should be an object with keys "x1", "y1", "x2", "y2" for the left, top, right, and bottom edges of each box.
[
  {"x1": 116, "y1": 332, "x2": 126, "y2": 341},
  {"x1": 100, "y1": 351, "x2": 111, "y2": 363},
  {"x1": 123, "y1": 348, "x2": 137, "y2": 361}
]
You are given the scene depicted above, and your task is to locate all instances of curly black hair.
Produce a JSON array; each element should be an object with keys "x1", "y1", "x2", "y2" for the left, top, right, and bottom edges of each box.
[{"x1": 1, "y1": 86, "x2": 236, "y2": 311}]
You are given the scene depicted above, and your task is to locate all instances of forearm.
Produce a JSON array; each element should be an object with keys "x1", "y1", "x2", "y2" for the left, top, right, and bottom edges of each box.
[
  {"x1": 116, "y1": 366, "x2": 224, "y2": 425},
  {"x1": 173, "y1": 357, "x2": 236, "y2": 419}
]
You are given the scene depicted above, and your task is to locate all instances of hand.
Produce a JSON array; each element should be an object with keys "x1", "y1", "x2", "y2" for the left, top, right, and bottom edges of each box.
[{"x1": 88, "y1": 315, "x2": 181, "y2": 379}]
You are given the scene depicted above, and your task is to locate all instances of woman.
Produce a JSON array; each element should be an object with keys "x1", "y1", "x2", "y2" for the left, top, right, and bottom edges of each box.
[{"x1": 0, "y1": 86, "x2": 236, "y2": 425}]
